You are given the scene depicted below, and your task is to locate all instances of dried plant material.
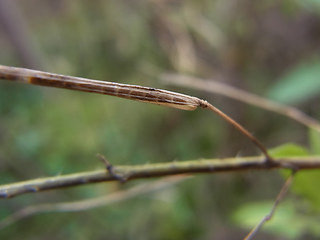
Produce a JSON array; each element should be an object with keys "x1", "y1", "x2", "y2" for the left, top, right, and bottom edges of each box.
[
  {"x1": 0, "y1": 65, "x2": 271, "y2": 162},
  {"x1": 0, "y1": 65, "x2": 201, "y2": 110}
]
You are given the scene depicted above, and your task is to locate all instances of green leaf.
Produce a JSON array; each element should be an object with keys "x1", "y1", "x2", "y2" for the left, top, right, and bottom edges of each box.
[
  {"x1": 269, "y1": 143, "x2": 309, "y2": 158},
  {"x1": 269, "y1": 143, "x2": 320, "y2": 211},
  {"x1": 309, "y1": 129, "x2": 320, "y2": 155},
  {"x1": 292, "y1": 170, "x2": 320, "y2": 211},
  {"x1": 267, "y1": 58, "x2": 320, "y2": 104}
]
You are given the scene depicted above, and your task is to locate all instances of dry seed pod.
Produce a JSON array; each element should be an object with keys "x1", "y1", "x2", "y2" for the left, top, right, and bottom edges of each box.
[{"x1": 0, "y1": 65, "x2": 270, "y2": 160}]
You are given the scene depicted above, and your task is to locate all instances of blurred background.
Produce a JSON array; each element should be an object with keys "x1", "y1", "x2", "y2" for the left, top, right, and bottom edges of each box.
[{"x1": 0, "y1": 0, "x2": 320, "y2": 239}]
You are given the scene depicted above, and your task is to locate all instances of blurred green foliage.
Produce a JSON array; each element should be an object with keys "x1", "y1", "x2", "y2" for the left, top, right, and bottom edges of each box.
[
  {"x1": 269, "y1": 143, "x2": 310, "y2": 157},
  {"x1": 233, "y1": 143, "x2": 320, "y2": 239},
  {"x1": 0, "y1": 0, "x2": 320, "y2": 239},
  {"x1": 268, "y1": 58, "x2": 320, "y2": 104},
  {"x1": 309, "y1": 129, "x2": 320, "y2": 155},
  {"x1": 233, "y1": 200, "x2": 320, "y2": 239}
]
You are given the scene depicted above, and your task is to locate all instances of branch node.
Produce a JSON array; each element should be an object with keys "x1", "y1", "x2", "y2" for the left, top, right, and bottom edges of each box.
[
  {"x1": 263, "y1": 156, "x2": 276, "y2": 166},
  {"x1": 96, "y1": 154, "x2": 128, "y2": 183}
]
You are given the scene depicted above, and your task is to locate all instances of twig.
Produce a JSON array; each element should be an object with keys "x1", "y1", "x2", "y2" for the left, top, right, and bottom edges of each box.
[
  {"x1": 160, "y1": 74, "x2": 320, "y2": 132},
  {"x1": 1, "y1": 156, "x2": 319, "y2": 198},
  {"x1": 244, "y1": 171, "x2": 296, "y2": 240},
  {"x1": 0, "y1": 175, "x2": 190, "y2": 230}
]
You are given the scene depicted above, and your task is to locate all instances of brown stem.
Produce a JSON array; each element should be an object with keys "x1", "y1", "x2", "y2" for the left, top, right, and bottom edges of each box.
[{"x1": 201, "y1": 101, "x2": 272, "y2": 162}]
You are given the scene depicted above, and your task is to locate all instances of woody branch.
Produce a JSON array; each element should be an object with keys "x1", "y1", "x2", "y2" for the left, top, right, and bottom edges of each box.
[{"x1": 1, "y1": 155, "x2": 320, "y2": 198}]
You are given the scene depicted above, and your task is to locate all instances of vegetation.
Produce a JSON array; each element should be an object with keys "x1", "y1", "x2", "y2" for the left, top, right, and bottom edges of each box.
[{"x1": 1, "y1": 1, "x2": 320, "y2": 239}]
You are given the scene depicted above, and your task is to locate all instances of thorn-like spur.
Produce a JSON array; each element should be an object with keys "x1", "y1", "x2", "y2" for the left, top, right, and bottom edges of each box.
[{"x1": 97, "y1": 154, "x2": 127, "y2": 183}]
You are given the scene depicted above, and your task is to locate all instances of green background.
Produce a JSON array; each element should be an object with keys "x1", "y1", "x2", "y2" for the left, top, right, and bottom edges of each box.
[{"x1": 1, "y1": 1, "x2": 320, "y2": 239}]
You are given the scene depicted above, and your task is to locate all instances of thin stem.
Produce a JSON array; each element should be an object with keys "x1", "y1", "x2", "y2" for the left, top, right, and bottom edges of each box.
[
  {"x1": 244, "y1": 171, "x2": 295, "y2": 240},
  {"x1": 201, "y1": 101, "x2": 272, "y2": 162}
]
